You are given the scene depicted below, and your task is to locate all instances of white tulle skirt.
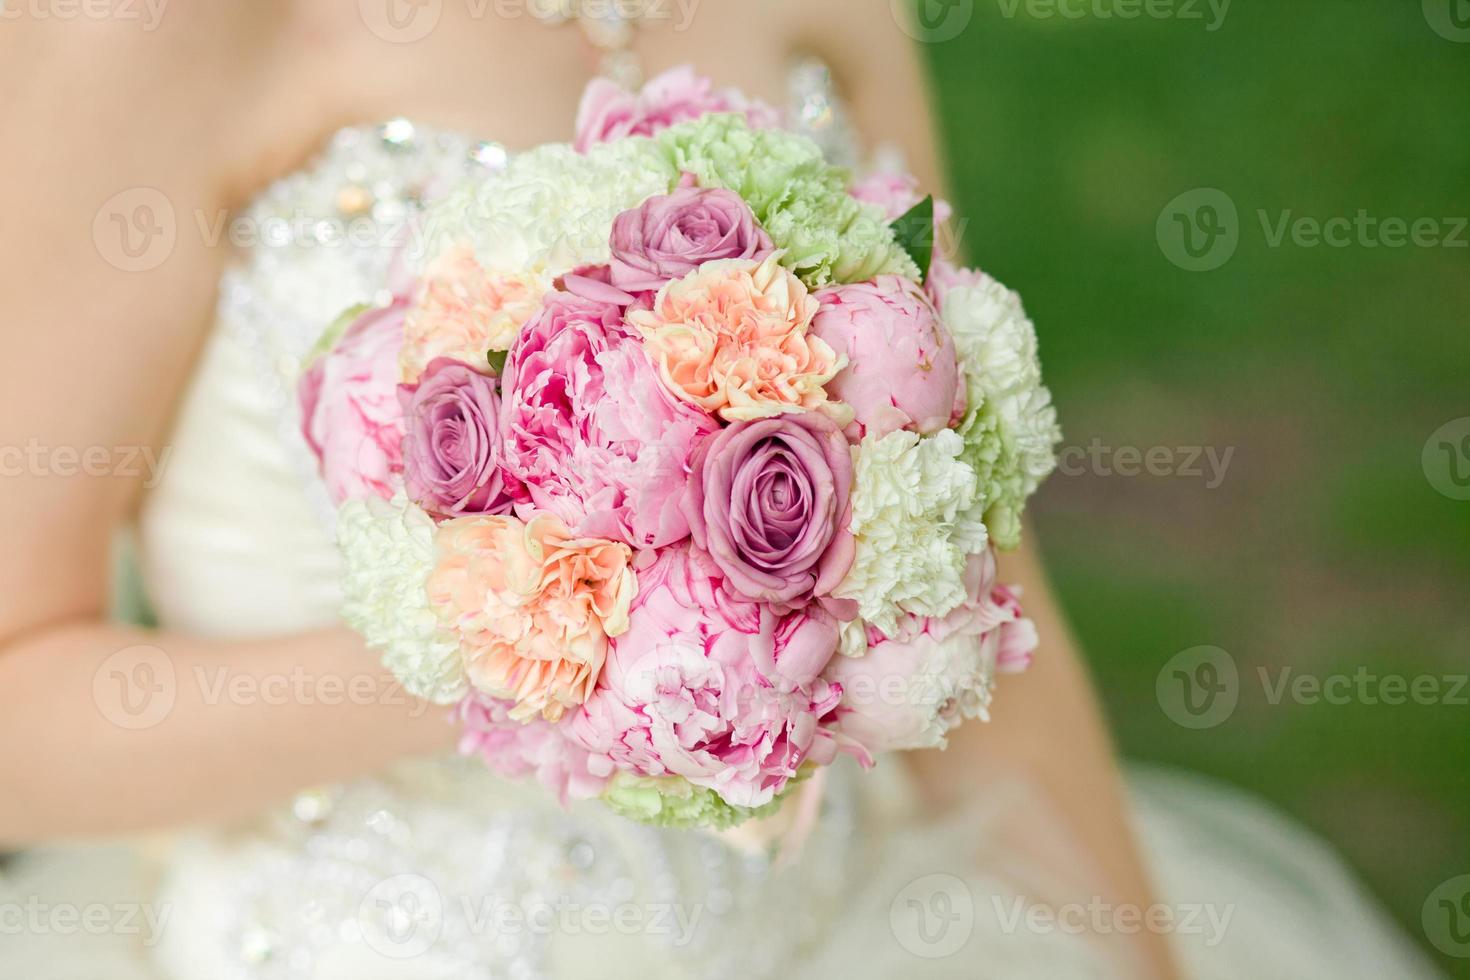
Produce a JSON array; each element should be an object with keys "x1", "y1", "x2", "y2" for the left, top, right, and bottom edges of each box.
[{"x1": 0, "y1": 766, "x2": 1443, "y2": 980}]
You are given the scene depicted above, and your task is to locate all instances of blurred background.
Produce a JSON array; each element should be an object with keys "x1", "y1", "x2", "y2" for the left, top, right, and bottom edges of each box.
[{"x1": 917, "y1": 0, "x2": 1468, "y2": 973}]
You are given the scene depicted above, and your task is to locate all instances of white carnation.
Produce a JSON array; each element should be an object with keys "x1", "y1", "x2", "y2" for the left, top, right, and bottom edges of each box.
[
  {"x1": 834, "y1": 429, "x2": 987, "y2": 637},
  {"x1": 888, "y1": 630, "x2": 1000, "y2": 751},
  {"x1": 337, "y1": 493, "x2": 465, "y2": 704},
  {"x1": 939, "y1": 275, "x2": 1062, "y2": 550},
  {"x1": 837, "y1": 618, "x2": 870, "y2": 659},
  {"x1": 414, "y1": 138, "x2": 677, "y2": 278},
  {"x1": 823, "y1": 609, "x2": 1001, "y2": 753}
]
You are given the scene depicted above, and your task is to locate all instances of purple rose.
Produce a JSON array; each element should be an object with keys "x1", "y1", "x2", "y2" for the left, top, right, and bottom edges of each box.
[
  {"x1": 609, "y1": 186, "x2": 774, "y2": 293},
  {"x1": 684, "y1": 413, "x2": 857, "y2": 616},
  {"x1": 811, "y1": 276, "x2": 962, "y2": 440},
  {"x1": 399, "y1": 357, "x2": 513, "y2": 517}
]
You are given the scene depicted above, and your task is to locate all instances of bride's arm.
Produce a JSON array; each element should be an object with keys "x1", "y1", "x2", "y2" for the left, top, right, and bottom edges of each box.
[
  {"x1": 907, "y1": 536, "x2": 1180, "y2": 980},
  {"x1": 0, "y1": 11, "x2": 451, "y2": 846},
  {"x1": 796, "y1": 7, "x2": 1181, "y2": 978}
]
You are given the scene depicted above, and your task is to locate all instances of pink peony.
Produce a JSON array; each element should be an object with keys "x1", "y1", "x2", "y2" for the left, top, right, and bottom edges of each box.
[
  {"x1": 926, "y1": 256, "x2": 986, "y2": 311},
  {"x1": 811, "y1": 275, "x2": 962, "y2": 439},
  {"x1": 609, "y1": 186, "x2": 774, "y2": 294},
  {"x1": 574, "y1": 65, "x2": 780, "y2": 153},
  {"x1": 849, "y1": 170, "x2": 956, "y2": 228},
  {"x1": 501, "y1": 286, "x2": 719, "y2": 549},
  {"x1": 823, "y1": 551, "x2": 1038, "y2": 757},
  {"x1": 299, "y1": 301, "x2": 408, "y2": 505},
  {"x1": 568, "y1": 547, "x2": 844, "y2": 809},
  {"x1": 399, "y1": 357, "x2": 514, "y2": 518},
  {"x1": 456, "y1": 693, "x2": 609, "y2": 806},
  {"x1": 428, "y1": 513, "x2": 636, "y2": 723},
  {"x1": 684, "y1": 413, "x2": 856, "y2": 615},
  {"x1": 849, "y1": 171, "x2": 926, "y2": 222}
]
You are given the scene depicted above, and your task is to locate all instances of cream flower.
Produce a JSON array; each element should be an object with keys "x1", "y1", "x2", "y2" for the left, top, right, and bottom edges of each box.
[
  {"x1": 938, "y1": 275, "x2": 1061, "y2": 551},
  {"x1": 833, "y1": 429, "x2": 987, "y2": 636},
  {"x1": 414, "y1": 139, "x2": 678, "y2": 279},
  {"x1": 628, "y1": 254, "x2": 852, "y2": 424},
  {"x1": 336, "y1": 494, "x2": 466, "y2": 704},
  {"x1": 428, "y1": 513, "x2": 636, "y2": 723},
  {"x1": 400, "y1": 244, "x2": 547, "y2": 381}
]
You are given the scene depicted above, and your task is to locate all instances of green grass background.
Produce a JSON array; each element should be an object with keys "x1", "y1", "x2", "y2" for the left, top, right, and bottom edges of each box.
[{"x1": 920, "y1": 0, "x2": 1469, "y2": 972}]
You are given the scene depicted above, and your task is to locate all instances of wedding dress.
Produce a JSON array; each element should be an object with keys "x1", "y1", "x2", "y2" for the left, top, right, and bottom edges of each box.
[{"x1": 0, "y1": 70, "x2": 1445, "y2": 980}]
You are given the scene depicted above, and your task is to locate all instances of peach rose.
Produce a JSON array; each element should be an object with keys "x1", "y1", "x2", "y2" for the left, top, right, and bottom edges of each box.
[
  {"x1": 401, "y1": 244, "x2": 546, "y2": 382},
  {"x1": 628, "y1": 254, "x2": 852, "y2": 425},
  {"x1": 428, "y1": 513, "x2": 636, "y2": 723}
]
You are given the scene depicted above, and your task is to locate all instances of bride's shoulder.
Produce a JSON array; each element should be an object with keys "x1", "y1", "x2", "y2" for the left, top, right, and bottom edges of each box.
[{"x1": 0, "y1": 2, "x2": 328, "y2": 204}]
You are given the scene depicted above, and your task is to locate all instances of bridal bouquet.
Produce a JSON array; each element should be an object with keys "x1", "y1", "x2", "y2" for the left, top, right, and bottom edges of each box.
[{"x1": 299, "y1": 68, "x2": 1060, "y2": 829}]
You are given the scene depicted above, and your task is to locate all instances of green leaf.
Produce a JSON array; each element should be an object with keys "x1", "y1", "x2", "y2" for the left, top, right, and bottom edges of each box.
[
  {"x1": 890, "y1": 194, "x2": 936, "y2": 283},
  {"x1": 303, "y1": 303, "x2": 371, "y2": 372},
  {"x1": 485, "y1": 350, "x2": 509, "y2": 376}
]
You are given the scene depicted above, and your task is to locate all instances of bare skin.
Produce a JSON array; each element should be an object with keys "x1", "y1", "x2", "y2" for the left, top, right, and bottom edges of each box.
[{"x1": 0, "y1": 2, "x2": 1177, "y2": 975}]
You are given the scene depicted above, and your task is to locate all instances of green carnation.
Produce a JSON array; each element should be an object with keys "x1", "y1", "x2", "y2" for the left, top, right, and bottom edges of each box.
[
  {"x1": 601, "y1": 773, "x2": 787, "y2": 830},
  {"x1": 942, "y1": 276, "x2": 1063, "y2": 552},
  {"x1": 957, "y1": 406, "x2": 1026, "y2": 551},
  {"x1": 657, "y1": 115, "x2": 917, "y2": 288}
]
